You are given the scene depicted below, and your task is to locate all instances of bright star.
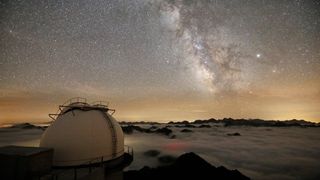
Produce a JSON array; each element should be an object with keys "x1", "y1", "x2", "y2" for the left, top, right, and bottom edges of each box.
[{"x1": 256, "y1": 54, "x2": 261, "y2": 58}]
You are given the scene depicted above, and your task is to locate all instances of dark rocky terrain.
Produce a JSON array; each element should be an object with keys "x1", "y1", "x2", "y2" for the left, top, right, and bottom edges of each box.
[
  {"x1": 121, "y1": 125, "x2": 173, "y2": 137},
  {"x1": 168, "y1": 118, "x2": 319, "y2": 127},
  {"x1": 124, "y1": 152, "x2": 250, "y2": 180},
  {"x1": 120, "y1": 118, "x2": 319, "y2": 128},
  {"x1": 9, "y1": 123, "x2": 46, "y2": 130},
  {"x1": 180, "y1": 129, "x2": 193, "y2": 133},
  {"x1": 227, "y1": 132, "x2": 241, "y2": 136}
]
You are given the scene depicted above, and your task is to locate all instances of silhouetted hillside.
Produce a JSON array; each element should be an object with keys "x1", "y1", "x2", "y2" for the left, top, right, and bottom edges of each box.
[
  {"x1": 121, "y1": 125, "x2": 174, "y2": 137},
  {"x1": 124, "y1": 152, "x2": 250, "y2": 180},
  {"x1": 168, "y1": 118, "x2": 319, "y2": 127},
  {"x1": 9, "y1": 123, "x2": 46, "y2": 130}
]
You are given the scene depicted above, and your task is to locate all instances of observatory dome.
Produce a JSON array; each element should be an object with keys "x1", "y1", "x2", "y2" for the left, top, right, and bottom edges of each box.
[{"x1": 40, "y1": 98, "x2": 124, "y2": 167}]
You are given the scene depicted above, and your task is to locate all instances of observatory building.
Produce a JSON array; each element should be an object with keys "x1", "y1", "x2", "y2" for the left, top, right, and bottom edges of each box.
[
  {"x1": 0, "y1": 98, "x2": 133, "y2": 180},
  {"x1": 40, "y1": 98, "x2": 130, "y2": 168}
]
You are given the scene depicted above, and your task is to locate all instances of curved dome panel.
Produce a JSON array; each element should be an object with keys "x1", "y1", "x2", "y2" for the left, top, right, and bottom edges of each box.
[{"x1": 40, "y1": 109, "x2": 124, "y2": 167}]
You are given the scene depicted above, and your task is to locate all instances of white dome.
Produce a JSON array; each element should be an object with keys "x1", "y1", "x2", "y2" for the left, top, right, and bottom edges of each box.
[{"x1": 40, "y1": 101, "x2": 124, "y2": 167}]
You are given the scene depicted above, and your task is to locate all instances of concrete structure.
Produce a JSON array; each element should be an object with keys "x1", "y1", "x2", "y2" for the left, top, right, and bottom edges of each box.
[{"x1": 0, "y1": 146, "x2": 53, "y2": 180}]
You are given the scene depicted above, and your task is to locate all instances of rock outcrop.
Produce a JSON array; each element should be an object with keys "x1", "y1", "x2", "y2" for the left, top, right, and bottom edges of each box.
[
  {"x1": 227, "y1": 132, "x2": 241, "y2": 136},
  {"x1": 180, "y1": 129, "x2": 193, "y2": 133},
  {"x1": 121, "y1": 125, "x2": 173, "y2": 137},
  {"x1": 124, "y1": 152, "x2": 250, "y2": 180}
]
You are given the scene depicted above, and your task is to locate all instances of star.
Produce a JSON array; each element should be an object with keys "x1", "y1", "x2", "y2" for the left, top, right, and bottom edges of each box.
[{"x1": 0, "y1": 0, "x2": 319, "y2": 123}]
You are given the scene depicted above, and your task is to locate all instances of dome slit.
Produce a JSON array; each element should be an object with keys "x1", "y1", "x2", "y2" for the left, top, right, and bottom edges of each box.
[{"x1": 100, "y1": 111, "x2": 118, "y2": 159}]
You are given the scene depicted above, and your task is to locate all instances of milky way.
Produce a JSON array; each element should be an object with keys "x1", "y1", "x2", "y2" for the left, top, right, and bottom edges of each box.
[
  {"x1": 159, "y1": 0, "x2": 247, "y2": 93},
  {"x1": 0, "y1": 0, "x2": 320, "y2": 123}
]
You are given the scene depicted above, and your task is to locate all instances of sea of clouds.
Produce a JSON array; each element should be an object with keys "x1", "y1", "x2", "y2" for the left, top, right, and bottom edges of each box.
[
  {"x1": 125, "y1": 125, "x2": 320, "y2": 180},
  {"x1": 1, "y1": 125, "x2": 319, "y2": 180}
]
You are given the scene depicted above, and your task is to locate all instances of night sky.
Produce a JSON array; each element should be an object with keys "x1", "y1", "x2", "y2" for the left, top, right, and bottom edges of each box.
[{"x1": 1, "y1": 0, "x2": 319, "y2": 124}]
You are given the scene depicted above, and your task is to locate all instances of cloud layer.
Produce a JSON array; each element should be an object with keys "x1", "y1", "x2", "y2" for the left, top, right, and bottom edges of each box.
[{"x1": 124, "y1": 125, "x2": 320, "y2": 180}]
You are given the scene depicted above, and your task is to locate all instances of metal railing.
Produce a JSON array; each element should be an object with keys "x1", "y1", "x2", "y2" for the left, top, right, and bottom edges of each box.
[
  {"x1": 125, "y1": 145, "x2": 134, "y2": 157},
  {"x1": 91, "y1": 101, "x2": 109, "y2": 107},
  {"x1": 48, "y1": 97, "x2": 115, "y2": 120},
  {"x1": 63, "y1": 97, "x2": 88, "y2": 106},
  {"x1": 45, "y1": 146, "x2": 133, "y2": 180}
]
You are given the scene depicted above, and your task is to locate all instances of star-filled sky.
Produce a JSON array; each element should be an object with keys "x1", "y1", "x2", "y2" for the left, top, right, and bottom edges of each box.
[{"x1": 0, "y1": 0, "x2": 319, "y2": 124}]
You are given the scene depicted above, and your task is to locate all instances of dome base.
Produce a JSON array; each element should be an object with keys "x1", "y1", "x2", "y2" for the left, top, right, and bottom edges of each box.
[{"x1": 53, "y1": 153, "x2": 133, "y2": 170}]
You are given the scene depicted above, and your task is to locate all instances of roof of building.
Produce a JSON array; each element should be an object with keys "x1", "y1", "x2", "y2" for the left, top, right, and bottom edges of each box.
[{"x1": 0, "y1": 145, "x2": 53, "y2": 156}]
